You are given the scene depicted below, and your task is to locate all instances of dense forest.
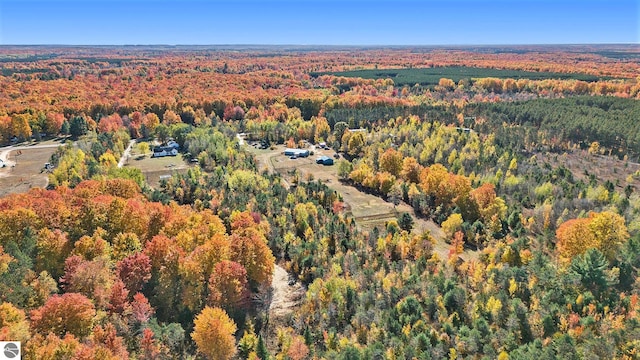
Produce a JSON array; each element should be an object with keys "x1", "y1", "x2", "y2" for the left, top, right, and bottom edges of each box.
[{"x1": 0, "y1": 45, "x2": 640, "y2": 359}]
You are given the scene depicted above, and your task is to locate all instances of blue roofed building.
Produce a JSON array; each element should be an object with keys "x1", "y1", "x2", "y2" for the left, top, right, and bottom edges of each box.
[{"x1": 316, "y1": 155, "x2": 334, "y2": 165}]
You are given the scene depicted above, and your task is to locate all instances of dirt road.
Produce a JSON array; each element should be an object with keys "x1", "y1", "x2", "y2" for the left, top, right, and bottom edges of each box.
[
  {"x1": 0, "y1": 143, "x2": 64, "y2": 167},
  {"x1": 118, "y1": 140, "x2": 136, "y2": 168}
]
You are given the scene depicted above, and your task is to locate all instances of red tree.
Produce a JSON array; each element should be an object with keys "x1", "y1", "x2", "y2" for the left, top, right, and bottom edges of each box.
[
  {"x1": 116, "y1": 252, "x2": 152, "y2": 294},
  {"x1": 208, "y1": 260, "x2": 249, "y2": 311},
  {"x1": 30, "y1": 293, "x2": 96, "y2": 338}
]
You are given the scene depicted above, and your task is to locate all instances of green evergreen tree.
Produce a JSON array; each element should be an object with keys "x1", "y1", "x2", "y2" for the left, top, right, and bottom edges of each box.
[{"x1": 256, "y1": 335, "x2": 269, "y2": 360}]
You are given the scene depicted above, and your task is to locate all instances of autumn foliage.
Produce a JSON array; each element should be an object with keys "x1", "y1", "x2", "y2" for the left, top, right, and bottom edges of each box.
[
  {"x1": 0, "y1": 179, "x2": 274, "y2": 358},
  {"x1": 556, "y1": 211, "x2": 629, "y2": 265},
  {"x1": 1, "y1": 45, "x2": 640, "y2": 359},
  {"x1": 192, "y1": 306, "x2": 238, "y2": 360},
  {"x1": 30, "y1": 293, "x2": 96, "y2": 338}
]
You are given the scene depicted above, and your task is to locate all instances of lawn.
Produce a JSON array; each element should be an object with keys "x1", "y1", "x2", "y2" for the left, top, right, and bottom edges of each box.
[{"x1": 124, "y1": 153, "x2": 190, "y2": 188}]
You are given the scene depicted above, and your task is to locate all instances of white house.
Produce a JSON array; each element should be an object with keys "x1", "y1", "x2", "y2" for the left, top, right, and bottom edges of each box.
[
  {"x1": 152, "y1": 146, "x2": 178, "y2": 158},
  {"x1": 284, "y1": 148, "x2": 310, "y2": 157}
]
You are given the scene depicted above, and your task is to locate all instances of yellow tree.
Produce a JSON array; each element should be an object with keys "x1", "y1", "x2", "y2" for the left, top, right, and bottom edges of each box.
[
  {"x1": 36, "y1": 229, "x2": 72, "y2": 280},
  {"x1": 144, "y1": 113, "x2": 160, "y2": 134},
  {"x1": 347, "y1": 132, "x2": 365, "y2": 157},
  {"x1": 192, "y1": 307, "x2": 237, "y2": 360},
  {"x1": 438, "y1": 78, "x2": 456, "y2": 90},
  {"x1": 313, "y1": 116, "x2": 331, "y2": 143},
  {"x1": 349, "y1": 163, "x2": 373, "y2": 185},
  {"x1": 442, "y1": 213, "x2": 464, "y2": 239},
  {"x1": 588, "y1": 211, "x2": 629, "y2": 260},
  {"x1": 0, "y1": 246, "x2": 12, "y2": 276},
  {"x1": 556, "y1": 211, "x2": 629, "y2": 265},
  {"x1": 379, "y1": 148, "x2": 403, "y2": 176},
  {"x1": 400, "y1": 156, "x2": 422, "y2": 183},
  {"x1": 99, "y1": 151, "x2": 118, "y2": 168},
  {"x1": 0, "y1": 302, "x2": 30, "y2": 342},
  {"x1": 11, "y1": 113, "x2": 32, "y2": 140}
]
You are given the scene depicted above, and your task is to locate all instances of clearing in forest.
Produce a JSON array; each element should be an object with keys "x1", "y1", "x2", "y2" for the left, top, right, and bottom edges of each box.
[
  {"x1": 0, "y1": 141, "x2": 63, "y2": 196},
  {"x1": 124, "y1": 149, "x2": 190, "y2": 187}
]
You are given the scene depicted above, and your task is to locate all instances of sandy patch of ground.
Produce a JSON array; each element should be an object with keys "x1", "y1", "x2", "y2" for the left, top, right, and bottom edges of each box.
[{"x1": 269, "y1": 265, "x2": 305, "y2": 318}]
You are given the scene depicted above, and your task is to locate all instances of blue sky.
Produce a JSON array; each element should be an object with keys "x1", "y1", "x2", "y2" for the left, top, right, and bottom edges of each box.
[{"x1": 0, "y1": 0, "x2": 637, "y2": 45}]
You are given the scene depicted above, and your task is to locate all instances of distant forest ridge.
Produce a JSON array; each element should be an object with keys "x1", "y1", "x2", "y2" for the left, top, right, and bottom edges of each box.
[{"x1": 312, "y1": 66, "x2": 611, "y2": 87}]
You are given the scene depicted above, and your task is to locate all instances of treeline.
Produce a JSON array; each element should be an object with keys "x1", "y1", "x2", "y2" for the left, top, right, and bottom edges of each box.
[
  {"x1": 324, "y1": 104, "x2": 457, "y2": 130},
  {"x1": 313, "y1": 66, "x2": 605, "y2": 87},
  {"x1": 467, "y1": 96, "x2": 640, "y2": 158}
]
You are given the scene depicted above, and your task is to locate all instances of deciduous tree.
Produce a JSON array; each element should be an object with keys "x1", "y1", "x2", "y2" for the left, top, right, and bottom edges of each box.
[
  {"x1": 379, "y1": 148, "x2": 403, "y2": 176},
  {"x1": 0, "y1": 302, "x2": 30, "y2": 342},
  {"x1": 556, "y1": 211, "x2": 629, "y2": 265},
  {"x1": 116, "y1": 252, "x2": 151, "y2": 294},
  {"x1": 192, "y1": 307, "x2": 237, "y2": 360},
  {"x1": 11, "y1": 113, "x2": 32, "y2": 140},
  {"x1": 229, "y1": 228, "x2": 274, "y2": 286},
  {"x1": 44, "y1": 112, "x2": 65, "y2": 135},
  {"x1": 208, "y1": 260, "x2": 249, "y2": 311},
  {"x1": 30, "y1": 293, "x2": 96, "y2": 338}
]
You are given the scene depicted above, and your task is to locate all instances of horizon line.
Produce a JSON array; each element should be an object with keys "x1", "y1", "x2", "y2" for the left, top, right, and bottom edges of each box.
[{"x1": 0, "y1": 43, "x2": 638, "y2": 47}]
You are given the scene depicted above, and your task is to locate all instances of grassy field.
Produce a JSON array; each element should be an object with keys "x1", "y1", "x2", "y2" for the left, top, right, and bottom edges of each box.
[
  {"x1": 124, "y1": 153, "x2": 190, "y2": 188},
  {"x1": 312, "y1": 66, "x2": 604, "y2": 86},
  {"x1": 0, "y1": 146, "x2": 59, "y2": 196}
]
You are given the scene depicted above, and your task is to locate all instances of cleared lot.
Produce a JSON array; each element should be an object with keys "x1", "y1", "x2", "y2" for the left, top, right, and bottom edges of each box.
[
  {"x1": 124, "y1": 152, "x2": 190, "y2": 188},
  {"x1": 0, "y1": 144, "x2": 61, "y2": 196}
]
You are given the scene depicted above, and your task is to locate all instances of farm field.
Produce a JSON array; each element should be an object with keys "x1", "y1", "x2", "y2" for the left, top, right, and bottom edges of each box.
[{"x1": 313, "y1": 66, "x2": 606, "y2": 86}]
